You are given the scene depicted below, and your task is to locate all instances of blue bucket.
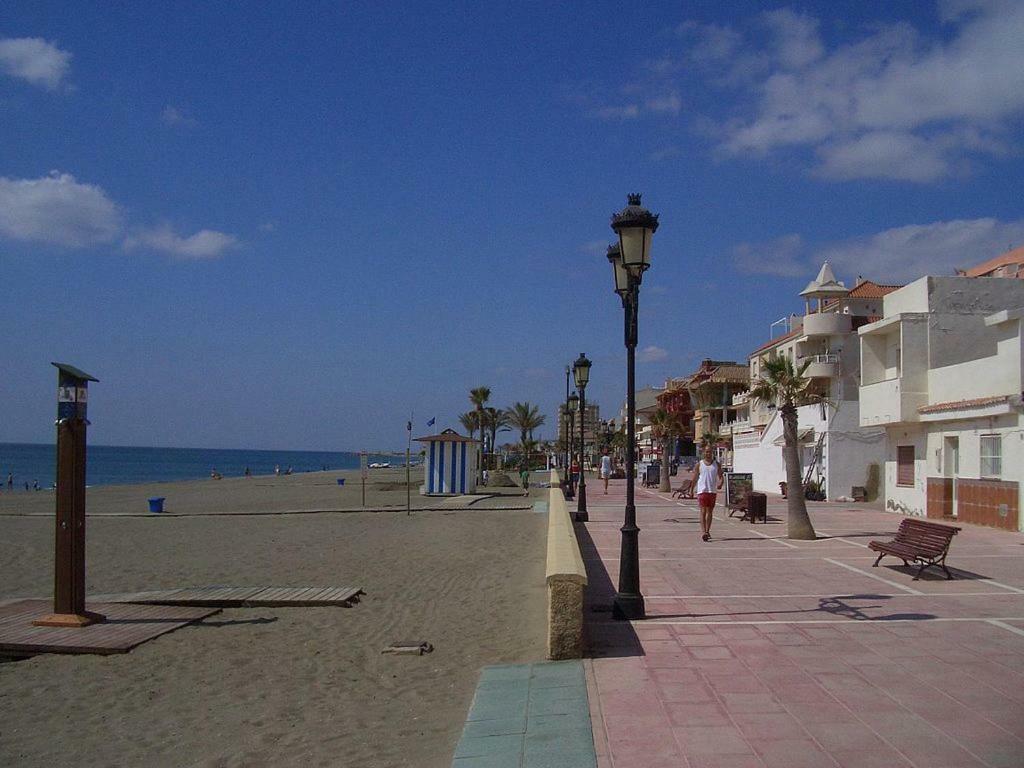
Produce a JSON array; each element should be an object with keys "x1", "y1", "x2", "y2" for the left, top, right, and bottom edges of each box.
[
  {"x1": 337, "y1": 478, "x2": 345, "y2": 486},
  {"x1": 148, "y1": 497, "x2": 165, "y2": 513}
]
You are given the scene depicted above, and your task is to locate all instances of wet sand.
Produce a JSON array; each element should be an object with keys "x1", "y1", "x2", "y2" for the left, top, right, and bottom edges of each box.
[{"x1": 0, "y1": 472, "x2": 548, "y2": 767}]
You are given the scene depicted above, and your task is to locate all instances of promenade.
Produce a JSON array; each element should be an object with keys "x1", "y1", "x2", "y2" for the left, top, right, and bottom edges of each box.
[{"x1": 579, "y1": 480, "x2": 1024, "y2": 768}]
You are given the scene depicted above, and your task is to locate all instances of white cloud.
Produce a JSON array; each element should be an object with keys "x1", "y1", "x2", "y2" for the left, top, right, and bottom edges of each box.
[
  {"x1": 637, "y1": 345, "x2": 669, "y2": 363},
  {"x1": 258, "y1": 221, "x2": 277, "y2": 232},
  {"x1": 579, "y1": 239, "x2": 609, "y2": 255},
  {"x1": 762, "y1": 9, "x2": 823, "y2": 70},
  {"x1": 124, "y1": 225, "x2": 239, "y2": 259},
  {"x1": 161, "y1": 105, "x2": 197, "y2": 127},
  {"x1": 685, "y1": 2, "x2": 1024, "y2": 181},
  {"x1": 0, "y1": 171, "x2": 120, "y2": 246},
  {"x1": 816, "y1": 218, "x2": 1024, "y2": 281},
  {"x1": 0, "y1": 37, "x2": 71, "y2": 90},
  {"x1": 814, "y1": 131, "x2": 953, "y2": 183},
  {"x1": 732, "y1": 217, "x2": 1024, "y2": 283},
  {"x1": 646, "y1": 92, "x2": 682, "y2": 115},
  {"x1": 732, "y1": 234, "x2": 807, "y2": 277}
]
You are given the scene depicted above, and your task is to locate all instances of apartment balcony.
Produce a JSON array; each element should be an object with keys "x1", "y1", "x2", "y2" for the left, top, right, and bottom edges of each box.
[
  {"x1": 800, "y1": 353, "x2": 840, "y2": 379},
  {"x1": 802, "y1": 312, "x2": 851, "y2": 337},
  {"x1": 860, "y1": 377, "x2": 927, "y2": 426},
  {"x1": 723, "y1": 418, "x2": 752, "y2": 435}
]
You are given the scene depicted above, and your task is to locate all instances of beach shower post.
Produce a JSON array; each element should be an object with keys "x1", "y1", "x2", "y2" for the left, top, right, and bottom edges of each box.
[
  {"x1": 34, "y1": 363, "x2": 106, "y2": 628},
  {"x1": 573, "y1": 353, "x2": 591, "y2": 522},
  {"x1": 607, "y1": 194, "x2": 659, "y2": 621}
]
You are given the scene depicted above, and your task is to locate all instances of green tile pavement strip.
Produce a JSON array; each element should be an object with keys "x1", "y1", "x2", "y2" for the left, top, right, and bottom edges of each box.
[{"x1": 451, "y1": 661, "x2": 597, "y2": 768}]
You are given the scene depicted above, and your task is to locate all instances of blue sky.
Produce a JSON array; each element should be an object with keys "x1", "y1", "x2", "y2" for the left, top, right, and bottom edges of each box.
[{"x1": 2, "y1": 1, "x2": 1023, "y2": 451}]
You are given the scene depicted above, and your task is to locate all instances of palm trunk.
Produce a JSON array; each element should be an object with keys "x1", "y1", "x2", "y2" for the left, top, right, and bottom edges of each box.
[
  {"x1": 659, "y1": 435, "x2": 672, "y2": 492},
  {"x1": 782, "y1": 403, "x2": 816, "y2": 540}
]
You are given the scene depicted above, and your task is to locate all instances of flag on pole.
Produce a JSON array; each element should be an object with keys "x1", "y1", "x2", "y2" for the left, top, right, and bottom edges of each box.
[{"x1": 426, "y1": 417, "x2": 435, "y2": 427}]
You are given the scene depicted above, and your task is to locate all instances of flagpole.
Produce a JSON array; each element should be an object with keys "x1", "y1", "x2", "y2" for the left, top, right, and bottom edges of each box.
[{"x1": 406, "y1": 414, "x2": 413, "y2": 516}]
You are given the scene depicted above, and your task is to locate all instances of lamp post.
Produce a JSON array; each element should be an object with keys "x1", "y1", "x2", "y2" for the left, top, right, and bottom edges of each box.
[
  {"x1": 567, "y1": 391, "x2": 579, "y2": 498},
  {"x1": 564, "y1": 365, "x2": 571, "y2": 475},
  {"x1": 34, "y1": 363, "x2": 105, "y2": 628},
  {"x1": 607, "y1": 193, "x2": 659, "y2": 621},
  {"x1": 573, "y1": 353, "x2": 592, "y2": 522}
]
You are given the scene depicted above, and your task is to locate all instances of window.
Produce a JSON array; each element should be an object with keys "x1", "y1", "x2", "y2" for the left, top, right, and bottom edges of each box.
[
  {"x1": 980, "y1": 435, "x2": 1002, "y2": 479},
  {"x1": 897, "y1": 445, "x2": 915, "y2": 486}
]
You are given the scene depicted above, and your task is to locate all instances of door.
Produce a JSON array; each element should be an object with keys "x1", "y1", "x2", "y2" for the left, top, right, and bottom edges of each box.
[{"x1": 944, "y1": 437, "x2": 959, "y2": 517}]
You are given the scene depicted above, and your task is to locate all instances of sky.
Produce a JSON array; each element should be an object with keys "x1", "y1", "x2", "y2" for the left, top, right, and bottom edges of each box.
[{"x1": 2, "y1": 1, "x2": 1023, "y2": 451}]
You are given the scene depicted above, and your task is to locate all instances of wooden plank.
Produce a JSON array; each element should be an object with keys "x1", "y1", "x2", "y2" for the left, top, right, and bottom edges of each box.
[{"x1": 0, "y1": 600, "x2": 219, "y2": 656}]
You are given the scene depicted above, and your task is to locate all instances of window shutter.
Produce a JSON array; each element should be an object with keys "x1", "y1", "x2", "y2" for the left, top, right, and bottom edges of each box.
[{"x1": 897, "y1": 445, "x2": 915, "y2": 486}]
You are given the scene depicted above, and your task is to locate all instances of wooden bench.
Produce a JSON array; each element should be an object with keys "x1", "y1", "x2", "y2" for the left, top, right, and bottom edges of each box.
[{"x1": 868, "y1": 518, "x2": 961, "y2": 580}]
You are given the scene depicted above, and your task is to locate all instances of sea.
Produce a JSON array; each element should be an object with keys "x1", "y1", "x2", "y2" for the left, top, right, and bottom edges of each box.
[{"x1": 0, "y1": 443, "x2": 401, "y2": 489}]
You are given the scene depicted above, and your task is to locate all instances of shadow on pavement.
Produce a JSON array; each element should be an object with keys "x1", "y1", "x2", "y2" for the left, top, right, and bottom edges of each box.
[{"x1": 574, "y1": 520, "x2": 643, "y2": 659}]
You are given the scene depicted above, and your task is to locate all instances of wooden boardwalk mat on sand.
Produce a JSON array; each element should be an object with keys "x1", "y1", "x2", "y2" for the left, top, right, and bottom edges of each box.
[
  {"x1": 89, "y1": 585, "x2": 364, "y2": 608},
  {"x1": 0, "y1": 599, "x2": 220, "y2": 656}
]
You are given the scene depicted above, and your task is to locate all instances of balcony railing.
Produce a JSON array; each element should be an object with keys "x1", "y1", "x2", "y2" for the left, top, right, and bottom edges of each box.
[{"x1": 799, "y1": 353, "x2": 840, "y2": 379}]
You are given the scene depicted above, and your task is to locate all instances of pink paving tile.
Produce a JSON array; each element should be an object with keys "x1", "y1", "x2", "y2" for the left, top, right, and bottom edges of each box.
[
  {"x1": 801, "y1": 720, "x2": 891, "y2": 752},
  {"x1": 686, "y1": 756, "x2": 767, "y2": 768},
  {"x1": 770, "y1": 683, "x2": 836, "y2": 705},
  {"x1": 679, "y1": 632, "x2": 730, "y2": 646},
  {"x1": 704, "y1": 674, "x2": 771, "y2": 694},
  {"x1": 830, "y1": 749, "x2": 916, "y2": 768},
  {"x1": 665, "y1": 701, "x2": 734, "y2": 727},
  {"x1": 731, "y1": 712, "x2": 812, "y2": 741},
  {"x1": 718, "y1": 692, "x2": 787, "y2": 714},
  {"x1": 691, "y1": 645, "x2": 736, "y2": 660},
  {"x1": 649, "y1": 667, "x2": 703, "y2": 685},
  {"x1": 749, "y1": 738, "x2": 833, "y2": 768},
  {"x1": 658, "y1": 681, "x2": 717, "y2": 703},
  {"x1": 673, "y1": 725, "x2": 756, "y2": 756}
]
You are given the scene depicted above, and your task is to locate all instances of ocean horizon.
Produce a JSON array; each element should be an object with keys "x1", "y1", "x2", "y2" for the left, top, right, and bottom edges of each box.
[{"x1": 0, "y1": 442, "x2": 403, "y2": 489}]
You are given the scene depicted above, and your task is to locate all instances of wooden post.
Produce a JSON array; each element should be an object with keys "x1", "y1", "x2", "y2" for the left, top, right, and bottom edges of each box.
[{"x1": 34, "y1": 363, "x2": 105, "y2": 628}]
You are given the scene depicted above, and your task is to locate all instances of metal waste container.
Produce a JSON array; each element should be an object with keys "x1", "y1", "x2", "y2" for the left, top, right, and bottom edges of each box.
[{"x1": 747, "y1": 491, "x2": 767, "y2": 523}]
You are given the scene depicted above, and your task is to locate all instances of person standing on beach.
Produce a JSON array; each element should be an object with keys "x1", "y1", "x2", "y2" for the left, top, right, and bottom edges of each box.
[
  {"x1": 599, "y1": 449, "x2": 612, "y2": 494},
  {"x1": 691, "y1": 446, "x2": 723, "y2": 542},
  {"x1": 6, "y1": 473, "x2": 12, "y2": 490}
]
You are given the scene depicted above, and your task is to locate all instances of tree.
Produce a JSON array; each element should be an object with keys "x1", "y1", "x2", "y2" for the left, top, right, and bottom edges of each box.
[
  {"x1": 507, "y1": 401, "x2": 546, "y2": 444},
  {"x1": 747, "y1": 355, "x2": 828, "y2": 540},
  {"x1": 459, "y1": 411, "x2": 482, "y2": 439},
  {"x1": 484, "y1": 407, "x2": 510, "y2": 460},
  {"x1": 649, "y1": 408, "x2": 687, "y2": 492},
  {"x1": 469, "y1": 386, "x2": 491, "y2": 481}
]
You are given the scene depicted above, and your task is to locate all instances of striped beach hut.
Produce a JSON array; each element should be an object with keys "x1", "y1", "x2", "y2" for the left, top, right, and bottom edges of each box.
[{"x1": 415, "y1": 429, "x2": 479, "y2": 496}]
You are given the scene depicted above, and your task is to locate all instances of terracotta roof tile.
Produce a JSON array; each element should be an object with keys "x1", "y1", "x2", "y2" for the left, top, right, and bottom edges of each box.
[
  {"x1": 750, "y1": 328, "x2": 800, "y2": 356},
  {"x1": 847, "y1": 280, "x2": 903, "y2": 298},
  {"x1": 964, "y1": 245, "x2": 1024, "y2": 277},
  {"x1": 918, "y1": 395, "x2": 1012, "y2": 414}
]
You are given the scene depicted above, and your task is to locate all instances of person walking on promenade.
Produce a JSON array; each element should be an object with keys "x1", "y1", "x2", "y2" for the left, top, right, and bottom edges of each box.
[
  {"x1": 691, "y1": 445, "x2": 723, "y2": 542},
  {"x1": 599, "y1": 449, "x2": 612, "y2": 494}
]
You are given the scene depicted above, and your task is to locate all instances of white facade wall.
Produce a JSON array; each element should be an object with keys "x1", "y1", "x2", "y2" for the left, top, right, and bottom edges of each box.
[
  {"x1": 881, "y1": 425, "x2": 929, "y2": 517},
  {"x1": 860, "y1": 276, "x2": 1024, "y2": 530}
]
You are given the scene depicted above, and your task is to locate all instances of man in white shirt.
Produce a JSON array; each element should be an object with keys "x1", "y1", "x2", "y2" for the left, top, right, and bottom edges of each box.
[{"x1": 690, "y1": 446, "x2": 723, "y2": 542}]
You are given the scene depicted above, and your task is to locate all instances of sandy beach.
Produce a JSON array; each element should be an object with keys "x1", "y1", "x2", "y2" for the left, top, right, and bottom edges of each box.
[{"x1": 0, "y1": 470, "x2": 548, "y2": 767}]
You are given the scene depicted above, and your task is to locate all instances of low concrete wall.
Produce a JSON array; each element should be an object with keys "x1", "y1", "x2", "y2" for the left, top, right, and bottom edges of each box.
[{"x1": 545, "y1": 470, "x2": 587, "y2": 660}]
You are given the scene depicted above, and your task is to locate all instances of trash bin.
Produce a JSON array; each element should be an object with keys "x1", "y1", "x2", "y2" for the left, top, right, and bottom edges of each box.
[
  {"x1": 747, "y1": 492, "x2": 767, "y2": 523},
  {"x1": 148, "y1": 497, "x2": 165, "y2": 513},
  {"x1": 337, "y1": 478, "x2": 346, "y2": 486}
]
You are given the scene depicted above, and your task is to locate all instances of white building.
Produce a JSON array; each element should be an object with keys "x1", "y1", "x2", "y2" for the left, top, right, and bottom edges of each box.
[
  {"x1": 731, "y1": 263, "x2": 893, "y2": 499},
  {"x1": 859, "y1": 275, "x2": 1024, "y2": 531}
]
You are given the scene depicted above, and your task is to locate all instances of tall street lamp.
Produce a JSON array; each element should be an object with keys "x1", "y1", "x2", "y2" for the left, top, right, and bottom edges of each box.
[
  {"x1": 607, "y1": 193, "x2": 659, "y2": 621},
  {"x1": 573, "y1": 352, "x2": 592, "y2": 522},
  {"x1": 564, "y1": 365, "x2": 572, "y2": 476},
  {"x1": 567, "y1": 391, "x2": 579, "y2": 499}
]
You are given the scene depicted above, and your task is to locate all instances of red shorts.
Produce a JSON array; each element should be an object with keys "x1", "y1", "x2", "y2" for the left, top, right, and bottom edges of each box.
[{"x1": 697, "y1": 492, "x2": 717, "y2": 508}]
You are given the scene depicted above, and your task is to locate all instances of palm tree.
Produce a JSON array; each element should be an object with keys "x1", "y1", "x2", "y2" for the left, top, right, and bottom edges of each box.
[
  {"x1": 459, "y1": 411, "x2": 481, "y2": 439},
  {"x1": 649, "y1": 408, "x2": 687, "y2": 492},
  {"x1": 507, "y1": 401, "x2": 546, "y2": 444},
  {"x1": 484, "y1": 407, "x2": 510, "y2": 461},
  {"x1": 469, "y1": 387, "x2": 491, "y2": 481},
  {"x1": 747, "y1": 355, "x2": 828, "y2": 540}
]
